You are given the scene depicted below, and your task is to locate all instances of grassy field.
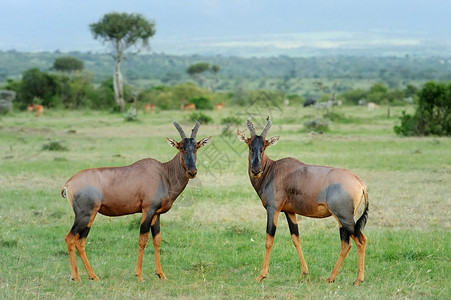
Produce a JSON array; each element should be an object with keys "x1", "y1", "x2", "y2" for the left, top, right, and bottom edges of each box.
[{"x1": 0, "y1": 105, "x2": 450, "y2": 299}]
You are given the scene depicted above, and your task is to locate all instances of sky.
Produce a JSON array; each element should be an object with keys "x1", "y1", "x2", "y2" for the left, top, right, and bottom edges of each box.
[{"x1": 0, "y1": 0, "x2": 450, "y2": 55}]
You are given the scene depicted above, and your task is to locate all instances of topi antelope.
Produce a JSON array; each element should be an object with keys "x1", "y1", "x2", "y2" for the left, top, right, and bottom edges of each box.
[
  {"x1": 237, "y1": 117, "x2": 369, "y2": 286},
  {"x1": 62, "y1": 121, "x2": 211, "y2": 282}
]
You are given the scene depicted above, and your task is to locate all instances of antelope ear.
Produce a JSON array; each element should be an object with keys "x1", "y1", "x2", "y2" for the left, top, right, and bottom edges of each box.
[
  {"x1": 267, "y1": 136, "x2": 280, "y2": 146},
  {"x1": 237, "y1": 129, "x2": 247, "y2": 143},
  {"x1": 197, "y1": 136, "x2": 212, "y2": 148},
  {"x1": 166, "y1": 137, "x2": 179, "y2": 148}
]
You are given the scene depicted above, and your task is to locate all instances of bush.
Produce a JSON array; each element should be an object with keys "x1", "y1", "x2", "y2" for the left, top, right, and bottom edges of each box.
[
  {"x1": 303, "y1": 117, "x2": 330, "y2": 132},
  {"x1": 189, "y1": 112, "x2": 213, "y2": 124},
  {"x1": 394, "y1": 111, "x2": 418, "y2": 136},
  {"x1": 188, "y1": 96, "x2": 213, "y2": 110},
  {"x1": 42, "y1": 140, "x2": 68, "y2": 151},
  {"x1": 394, "y1": 81, "x2": 450, "y2": 136},
  {"x1": 220, "y1": 116, "x2": 242, "y2": 125},
  {"x1": 123, "y1": 107, "x2": 139, "y2": 122}
]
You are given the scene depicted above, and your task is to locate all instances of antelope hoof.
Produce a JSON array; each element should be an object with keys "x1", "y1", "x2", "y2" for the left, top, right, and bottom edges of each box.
[
  {"x1": 90, "y1": 275, "x2": 99, "y2": 281},
  {"x1": 353, "y1": 279, "x2": 364, "y2": 287},
  {"x1": 256, "y1": 274, "x2": 267, "y2": 282},
  {"x1": 300, "y1": 272, "x2": 309, "y2": 279},
  {"x1": 71, "y1": 276, "x2": 81, "y2": 282},
  {"x1": 156, "y1": 273, "x2": 167, "y2": 280},
  {"x1": 326, "y1": 277, "x2": 335, "y2": 283},
  {"x1": 135, "y1": 274, "x2": 145, "y2": 282}
]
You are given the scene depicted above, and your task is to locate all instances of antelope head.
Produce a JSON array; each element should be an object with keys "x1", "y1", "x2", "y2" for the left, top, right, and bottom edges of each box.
[
  {"x1": 167, "y1": 120, "x2": 211, "y2": 179},
  {"x1": 237, "y1": 117, "x2": 279, "y2": 178}
]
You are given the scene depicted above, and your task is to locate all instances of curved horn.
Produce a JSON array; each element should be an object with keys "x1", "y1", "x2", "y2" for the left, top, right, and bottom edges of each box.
[
  {"x1": 173, "y1": 120, "x2": 187, "y2": 139},
  {"x1": 191, "y1": 119, "x2": 200, "y2": 139},
  {"x1": 246, "y1": 116, "x2": 256, "y2": 137},
  {"x1": 261, "y1": 116, "x2": 272, "y2": 138}
]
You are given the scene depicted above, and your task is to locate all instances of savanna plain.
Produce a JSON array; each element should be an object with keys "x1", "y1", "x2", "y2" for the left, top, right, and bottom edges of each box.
[{"x1": 0, "y1": 106, "x2": 449, "y2": 299}]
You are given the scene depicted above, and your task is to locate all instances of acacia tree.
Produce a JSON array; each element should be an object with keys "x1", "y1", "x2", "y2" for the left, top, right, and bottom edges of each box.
[
  {"x1": 53, "y1": 56, "x2": 84, "y2": 74},
  {"x1": 90, "y1": 12, "x2": 155, "y2": 111}
]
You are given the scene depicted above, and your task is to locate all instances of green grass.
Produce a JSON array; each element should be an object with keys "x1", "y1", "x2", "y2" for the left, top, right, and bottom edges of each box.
[{"x1": 0, "y1": 105, "x2": 450, "y2": 299}]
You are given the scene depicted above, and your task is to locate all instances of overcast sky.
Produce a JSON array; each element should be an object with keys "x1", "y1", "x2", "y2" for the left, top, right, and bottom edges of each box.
[{"x1": 0, "y1": 0, "x2": 450, "y2": 54}]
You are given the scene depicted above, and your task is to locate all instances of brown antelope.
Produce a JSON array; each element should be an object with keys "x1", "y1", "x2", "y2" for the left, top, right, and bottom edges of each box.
[
  {"x1": 181, "y1": 103, "x2": 196, "y2": 111},
  {"x1": 62, "y1": 121, "x2": 211, "y2": 282},
  {"x1": 214, "y1": 102, "x2": 225, "y2": 111},
  {"x1": 368, "y1": 102, "x2": 379, "y2": 110},
  {"x1": 237, "y1": 117, "x2": 369, "y2": 286},
  {"x1": 27, "y1": 104, "x2": 44, "y2": 117},
  {"x1": 144, "y1": 103, "x2": 155, "y2": 113}
]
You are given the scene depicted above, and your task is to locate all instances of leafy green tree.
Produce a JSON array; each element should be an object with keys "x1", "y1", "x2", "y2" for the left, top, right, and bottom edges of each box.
[
  {"x1": 90, "y1": 12, "x2": 156, "y2": 112},
  {"x1": 340, "y1": 88, "x2": 367, "y2": 105},
  {"x1": 188, "y1": 96, "x2": 213, "y2": 110},
  {"x1": 53, "y1": 56, "x2": 84, "y2": 73},
  {"x1": 187, "y1": 62, "x2": 212, "y2": 89},
  {"x1": 394, "y1": 81, "x2": 450, "y2": 136},
  {"x1": 211, "y1": 64, "x2": 220, "y2": 74},
  {"x1": 186, "y1": 62, "x2": 210, "y2": 76},
  {"x1": 19, "y1": 68, "x2": 59, "y2": 109}
]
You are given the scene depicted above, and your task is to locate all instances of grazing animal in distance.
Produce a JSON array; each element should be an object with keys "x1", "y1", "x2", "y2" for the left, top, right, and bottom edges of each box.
[
  {"x1": 214, "y1": 102, "x2": 225, "y2": 111},
  {"x1": 27, "y1": 104, "x2": 44, "y2": 117},
  {"x1": 144, "y1": 103, "x2": 155, "y2": 113},
  {"x1": 303, "y1": 98, "x2": 316, "y2": 107},
  {"x1": 237, "y1": 117, "x2": 369, "y2": 286},
  {"x1": 181, "y1": 103, "x2": 196, "y2": 111},
  {"x1": 62, "y1": 120, "x2": 211, "y2": 282},
  {"x1": 367, "y1": 102, "x2": 379, "y2": 110}
]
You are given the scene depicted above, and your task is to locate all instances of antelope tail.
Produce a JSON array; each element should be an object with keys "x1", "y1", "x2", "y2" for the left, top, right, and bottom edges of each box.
[{"x1": 354, "y1": 189, "x2": 369, "y2": 242}]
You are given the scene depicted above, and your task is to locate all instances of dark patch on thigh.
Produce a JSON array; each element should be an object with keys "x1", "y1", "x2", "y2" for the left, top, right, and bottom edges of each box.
[
  {"x1": 71, "y1": 186, "x2": 102, "y2": 236},
  {"x1": 318, "y1": 184, "x2": 355, "y2": 233}
]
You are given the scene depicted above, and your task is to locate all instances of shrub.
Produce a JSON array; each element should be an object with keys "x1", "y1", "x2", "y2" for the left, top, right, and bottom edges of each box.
[
  {"x1": 394, "y1": 81, "x2": 450, "y2": 136},
  {"x1": 394, "y1": 111, "x2": 418, "y2": 136},
  {"x1": 42, "y1": 141, "x2": 68, "y2": 151},
  {"x1": 303, "y1": 117, "x2": 330, "y2": 132},
  {"x1": 220, "y1": 116, "x2": 242, "y2": 125},
  {"x1": 188, "y1": 96, "x2": 213, "y2": 110},
  {"x1": 123, "y1": 107, "x2": 139, "y2": 122},
  {"x1": 189, "y1": 112, "x2": 213, "y2": 124}
]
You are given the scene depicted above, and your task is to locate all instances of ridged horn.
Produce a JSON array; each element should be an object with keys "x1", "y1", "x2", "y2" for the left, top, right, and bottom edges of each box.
[
  {"x1": 173, "y1": 120, "x2": 187, "y2": 139},
  {"x1": 247, "y1": 116, "x2": 256, "y2": 137},
  {"x1": 261, "y1": 116, "x2": 272, "y2": 138},
  {"x1": 191, "y1": 119, "x2": 200, "y2": 139}
]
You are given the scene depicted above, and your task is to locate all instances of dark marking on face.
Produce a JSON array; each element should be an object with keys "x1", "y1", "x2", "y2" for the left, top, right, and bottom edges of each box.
[
  {"x1": 318, "y1": 184, "x2": 355, "y2": 234},
  {"x1": 70, "y1": 186, "x2": 103, "y2": 237},
  {"x1": 182, "y1": 138, "x2": 198, "y2": 178},
  {"x1": 250, "y1": 136, "x2": 265, "y2": 176}
]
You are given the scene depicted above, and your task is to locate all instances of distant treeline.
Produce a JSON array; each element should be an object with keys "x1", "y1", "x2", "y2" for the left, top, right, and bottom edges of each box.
[{"x1": 1, "y1": 51, "x2": 450, "y2": 88}]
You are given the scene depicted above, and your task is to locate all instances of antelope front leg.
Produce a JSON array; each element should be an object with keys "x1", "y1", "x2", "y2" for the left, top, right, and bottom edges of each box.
[
  {"x1": 136, "y1": 210, "x2": 153, "y2": 282},
  {"x1": 151, "y1": 214, "x2": 167, "y2": 280},
  {"x1": 256, "y1": 207, "x2": 280, "y2": 281},
  {"x1": 135, "y1": 232, "x2": 149, "y2": 282}
]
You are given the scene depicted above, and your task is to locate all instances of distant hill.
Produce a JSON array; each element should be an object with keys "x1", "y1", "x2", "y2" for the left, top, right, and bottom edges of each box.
[{"x1": 1, "y1": 51, "x2": 450, "y2": 96}]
